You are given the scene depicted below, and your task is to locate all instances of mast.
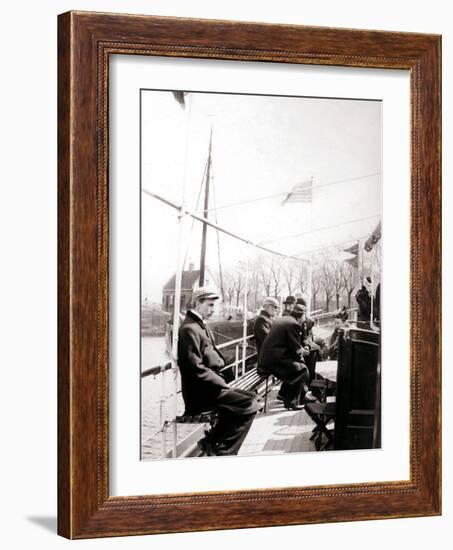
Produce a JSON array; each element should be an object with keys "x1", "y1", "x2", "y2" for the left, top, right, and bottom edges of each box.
[{"x1": 199, "y1": 127, "x2": 212, "y2": 287}]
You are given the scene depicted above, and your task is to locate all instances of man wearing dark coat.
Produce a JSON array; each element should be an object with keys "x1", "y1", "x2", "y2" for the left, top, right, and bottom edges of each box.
[
  {"x1": 258, "y1": 303, "x2": 316, "y2": 409},
  {"x1": 253, "y1": 297, "x2": 279, "y2": 356},
  {"x1": 373, "y1": 282, "x2": 381, "y2": 325},
  {"x1": 296, "y1": 298, "x2": 321, "y2": 382},
  {"x1": 356, "y1": 278, "x2": 372, "y2": 328},
  {"x1": 282, "y1": 295, "x2": 296, "y2": 316},
  {"x1": 178, "y1": 289, "x2": 262, "y2": 456}
]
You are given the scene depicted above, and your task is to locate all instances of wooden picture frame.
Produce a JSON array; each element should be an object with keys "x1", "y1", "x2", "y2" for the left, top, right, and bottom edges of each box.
[{"x1": 58, "y1": 11, "x2": 441, "y2": 539}]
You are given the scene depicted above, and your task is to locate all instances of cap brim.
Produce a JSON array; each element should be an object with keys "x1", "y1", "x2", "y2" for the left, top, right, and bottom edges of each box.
[
  {"x1": 194, "y1": 292, "x2": 220, "y2": 301},
  {"x1": 205, "y1": 293, "x2": 220, "y2": 300}
]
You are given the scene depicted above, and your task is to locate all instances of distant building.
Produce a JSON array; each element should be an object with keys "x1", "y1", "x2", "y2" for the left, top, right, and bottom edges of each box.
[
  {"x1": 141, "y1": 303, "x2": 170, "y2": 336},
  {"x1": 162, "y1": 263, "x2": 218, "y2": 313}
]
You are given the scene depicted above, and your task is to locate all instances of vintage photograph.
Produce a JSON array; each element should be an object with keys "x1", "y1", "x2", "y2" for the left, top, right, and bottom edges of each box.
[{"x1": 140, "y1": 89, "x2": 382, "y2": 460}]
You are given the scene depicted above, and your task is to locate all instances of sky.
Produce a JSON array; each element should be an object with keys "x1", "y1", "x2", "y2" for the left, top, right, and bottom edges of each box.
[{"x1": 141, "y1": 90, "x2": 381, "y2": 303}]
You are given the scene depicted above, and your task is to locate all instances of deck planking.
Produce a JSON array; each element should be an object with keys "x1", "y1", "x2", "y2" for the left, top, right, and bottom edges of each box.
[{"x1": 238, "y1": 360, "x2": 337, "y2": 456}]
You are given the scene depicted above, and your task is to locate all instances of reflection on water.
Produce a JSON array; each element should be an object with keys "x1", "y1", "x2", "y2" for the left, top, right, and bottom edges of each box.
[
  {"x1": 141, "y1": 336, "x2": 190, "y2": 460},
  {"x1": 141, "y1": 336, "x2": 168, "y2": 372}
]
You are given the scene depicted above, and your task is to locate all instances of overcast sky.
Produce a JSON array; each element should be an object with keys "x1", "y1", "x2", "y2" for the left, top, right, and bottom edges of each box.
[{"x1": 141, "y1": 90, "x2": 381, "y2": 303}]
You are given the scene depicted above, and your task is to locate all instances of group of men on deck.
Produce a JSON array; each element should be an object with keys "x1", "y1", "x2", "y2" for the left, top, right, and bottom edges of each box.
[
  {"x1": 176, "y1": 289, "x2": 320, "y2": 457},
  {"x1": 254, "y1": 295, "x2": 318, "y2": 411}
]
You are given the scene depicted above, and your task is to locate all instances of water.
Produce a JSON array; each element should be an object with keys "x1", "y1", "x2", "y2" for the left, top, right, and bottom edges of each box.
[
  {"x1": 141, "y1": 336, "x2": 192, "y2": 460},
  {"x1": 141, "y1": 336, "x2": 168, "y2": 372}
]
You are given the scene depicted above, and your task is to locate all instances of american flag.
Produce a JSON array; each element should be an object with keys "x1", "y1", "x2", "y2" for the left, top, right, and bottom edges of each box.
[{"x1": 281, "y1": 178, "x2": 313, "y2": 205}]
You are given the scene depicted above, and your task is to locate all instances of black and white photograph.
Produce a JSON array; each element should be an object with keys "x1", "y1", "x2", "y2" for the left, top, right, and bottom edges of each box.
[
  {"x1": 1, "y1": 0, "x2": 446, "y2": 546},
  {"x1": 140, "y1": 89, "x2": 382, "y2": 460}
]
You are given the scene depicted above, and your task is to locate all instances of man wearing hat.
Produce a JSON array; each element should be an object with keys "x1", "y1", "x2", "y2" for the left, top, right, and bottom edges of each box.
[
  {"x1": 178, "y1": 288, "x2": 262, "y2": 456},
  {"x1": 297, "y1": 297, "x2": 321, "y2": 382},
  {"x1": 282, "y1": 295, "x2": 296, "y2": 316},
  {"x1": 258, "y1": 303, "x2": 316, "y2": 409},
  {"x1": 253, "y1": 297, "x2": 279, "y2": 356},
  {"x1": 355, "y1": 278, "x2": 372, "y2": 328}
]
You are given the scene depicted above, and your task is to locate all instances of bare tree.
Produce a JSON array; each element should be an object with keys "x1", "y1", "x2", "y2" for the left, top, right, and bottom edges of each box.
[
  {"x1": 319, "y1": 261, "x2": 335, "y2": 312},
  {"x1": 292, "y1": 260, "x2": 308, "y2": 299},
  {"x1": 311, "y1": 269, "x2": 321, "y2": 311},
  {"x1": 233, "y1": 265, "x2": 244, "y2": 307},
  {"x1": 258, "y1": 255, "x2": 273, "y2": 296},
  {"x1": 247, "y1": 255, "x2": 263, "y2": 311},
  {"x1": 283, "y1": 260, "x2": 297, "y2": 295},
  {"x1": 270, "y1": 260, "x2": 283, "y2": 298},
  {"x1": 222, "y1": 271, "x2": 236, "y2": 306},
  {"x1": 332, "y1": 259, "x2": 346, "y2": 309},
  {"x1": 342, "y1": 263, "x2": 357, "y2": 308}
]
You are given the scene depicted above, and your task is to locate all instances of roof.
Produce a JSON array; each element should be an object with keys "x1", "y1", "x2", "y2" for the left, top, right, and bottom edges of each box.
[{"x1": 163, "y1": 269, "x2": 200, "y2": 291}]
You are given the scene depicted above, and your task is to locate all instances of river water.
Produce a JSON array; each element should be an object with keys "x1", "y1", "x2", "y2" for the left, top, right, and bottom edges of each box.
[{"x1": 141, "y1": 336, "x2": 192, "y2": 460}]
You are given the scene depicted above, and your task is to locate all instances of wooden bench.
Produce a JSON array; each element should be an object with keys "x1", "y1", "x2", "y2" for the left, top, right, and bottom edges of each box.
[
  {"x1": 173, "y1": 366, "x2": 275, "y2": 456},
  {"x1": 229, "y1": 367, "x2": 274, "y2": 412},
  {"x1": 176, "y1": 366, "x2": 273, "y2": 427}
]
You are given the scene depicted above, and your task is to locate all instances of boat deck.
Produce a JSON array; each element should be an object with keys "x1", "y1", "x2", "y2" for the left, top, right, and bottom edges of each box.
[{"x1": 239, "y1": 360, "x2": 337, "y2": 456}]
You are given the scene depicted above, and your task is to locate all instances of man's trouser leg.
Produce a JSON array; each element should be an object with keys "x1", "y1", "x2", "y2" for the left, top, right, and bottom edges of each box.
[
  {"x1": 207, "y1": 388, "x2": 261, "y2": 455},
  {"x1": 272, "y1": 362, "x2": 309, "y2": 404},
  {"x1": 211, "y1": 412, "x2": 256, "y2": 456},
  {"x1": 305, "y1": 350, "x2": 317, "y2": 382}
]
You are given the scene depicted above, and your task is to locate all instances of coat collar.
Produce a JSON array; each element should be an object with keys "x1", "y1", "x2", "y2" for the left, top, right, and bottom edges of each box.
[
  {"x1": 186, "y1": 309, "x2": 207, "y2": 329},
  {"x1": 259, "y1": 309, "x2": 272, "y2": 320}
]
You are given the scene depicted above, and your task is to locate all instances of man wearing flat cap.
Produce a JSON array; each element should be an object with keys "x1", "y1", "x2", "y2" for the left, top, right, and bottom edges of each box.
[
  {"x1": 253, "y1": 297, "x2": 279, "y2": 357},
  {"x1": 258, "y1": 303, "x2": 316, "y2": 409},
  {"x1": 178, "y1": 288, "x2": 262, "y2": 456}
]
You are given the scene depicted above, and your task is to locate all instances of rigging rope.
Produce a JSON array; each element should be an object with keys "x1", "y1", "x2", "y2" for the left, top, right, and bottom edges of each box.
[
  {"x1": 142, "y1": 188, "x2": 309, "y2": 263},
  {"x1": 199, "y1": 172, "x2": 380, "y2": 214},
  {"x1": 259, "y1": 214, "x2": 380, "y2": 246}
]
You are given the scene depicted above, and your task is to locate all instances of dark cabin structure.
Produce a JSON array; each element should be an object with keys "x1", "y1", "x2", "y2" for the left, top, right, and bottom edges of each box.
[{"x1": 162, "y1": 266, "x2": 200, "y2": 313}]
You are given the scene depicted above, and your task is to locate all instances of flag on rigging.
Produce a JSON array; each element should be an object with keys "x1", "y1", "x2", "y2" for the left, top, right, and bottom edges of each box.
[
  {"x1": 344, "y1": 242, "x2": 359, "y2": 268},
  {"x1": 281, "y1": 178, "x2": 313, "y2": 205}
]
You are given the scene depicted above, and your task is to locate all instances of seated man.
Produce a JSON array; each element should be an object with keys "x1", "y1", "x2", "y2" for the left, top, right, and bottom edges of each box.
[
  {"x1": 178, "y1": 288, "x2": 262, "y2": 456},
  {"x1": 258, "y1": 303, "x2": 316, "y2": 410},
  {"x1": 301, "y1": 317, "x2": 322, "y2": 382},
  {"x1": 296, "y1": 298, "x2": 321, "y2": 382},
  {"x1": 282, "y1": 295, "x2": 296, "y2": 316},
  {"x1": 327, "y1": 318, "x2": 342, "y2": 360},
  {"x1": 253, "y1": 296, "x2": 279, "y2": 356}
]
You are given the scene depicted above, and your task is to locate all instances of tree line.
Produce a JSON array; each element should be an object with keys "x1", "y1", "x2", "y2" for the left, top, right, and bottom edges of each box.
[{"x1": 214, "y1": 242, "x2": 381, "y2": 314}]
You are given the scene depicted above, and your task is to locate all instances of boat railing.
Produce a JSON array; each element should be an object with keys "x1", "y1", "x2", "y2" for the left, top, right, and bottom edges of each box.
[
  {"x1": 218, "y1": 334, "x2": 257, "y2": 379},
  {"x1": 142, "y1": 334, "x2": 258, "y2": 456},
  {"x1": 311, "y1": 307, "x2": 358, "y2": 326},
  {"x1": 141, "y1": 334, "x2": 257, "y2": 380}
]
